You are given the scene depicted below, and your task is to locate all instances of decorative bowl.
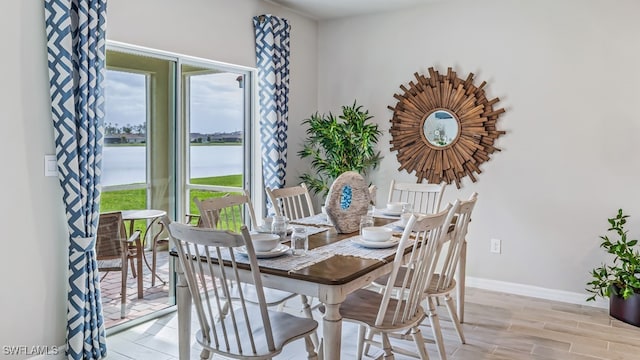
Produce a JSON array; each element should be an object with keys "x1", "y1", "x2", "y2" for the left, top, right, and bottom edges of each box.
[
  {"x1": 250, "y1": 233, "x2": 280, "y2": 252},
  {"x1": 386, "y1": 202, "x2": 409, "y2": 212},
  {"x1": 361, "y1": 227, "x2": 393, "y2": 242}
]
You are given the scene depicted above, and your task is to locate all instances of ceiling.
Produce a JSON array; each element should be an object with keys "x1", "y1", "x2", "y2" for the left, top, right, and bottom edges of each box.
[{"x1": 267, "y1": 0, "x2": 440, "y2": 20}]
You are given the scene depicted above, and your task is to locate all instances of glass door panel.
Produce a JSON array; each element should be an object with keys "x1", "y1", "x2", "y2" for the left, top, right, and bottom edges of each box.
[
  {"x1": 181, "y1": 64, "x2": 249, "y2": 221},
  {"x1": 102, "y1": 48, "x2": 176, "y2": 329}
]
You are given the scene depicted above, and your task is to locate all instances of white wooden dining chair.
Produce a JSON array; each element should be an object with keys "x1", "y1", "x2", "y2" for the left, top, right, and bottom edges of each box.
[
  {"x1": 266, "y1": 183, "x2": 315, "y2": 220},
  {"x1": 327, "y1": 205, "x2": 453, "y2": 359},
  {"x1": 387, "y1": 179, "x2": 446, "y2": 214},
  {"x1": 421, "y1": 192, "x2": 477, "y2": 358},
  {"x1": 371, "y1": 193, "x2": 477, "y2": 359},
  {"x1": 194, "y1": 190, "x2": 258, "y2": 231},
  {"x1": 193, "y1": 190, "x2": 318, "y2": 346},
  {"x1": 163, "y1": 219, "x2": 318, "y2": 360}
]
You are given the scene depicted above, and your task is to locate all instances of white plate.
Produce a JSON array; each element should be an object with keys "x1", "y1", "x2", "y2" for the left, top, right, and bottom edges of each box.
[
  {"x1": 255, "y1": 225, "x2": 294, "y2": 234},
  {"x1": 236, "y1": 244, "x2": 290, "y2": 258},
  {"x1": 380, "y1": 209, "x2": 402, "y2": 217},
  {"x1": 352, "y1": 237, "x2": 400, "y2": 249}
]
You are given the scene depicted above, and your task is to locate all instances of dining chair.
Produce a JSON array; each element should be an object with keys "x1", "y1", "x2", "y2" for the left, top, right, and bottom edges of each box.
[
  {"x1": 96, "y1": 211, "x2": 141, "y2": 318},
  {"x1": 163, "y1": 219, "x2": 319, "y2": 360},
  {"x1": 371, "y1": 193, "x2": 477, "y2": 359},
  {"x1": 421, "y1": 192, "x2": 477, "y2": 358},
  {"x1": 193, "y1": 191, "x2": 318, "y2": 343},
  {"x1": 328, "y1": 205, "x2": 453, "y2": 359},
  {"x1": 266, "y1": 183, "x2": 315, "y2": 220},
  {"x1": 194, "y1": 190, "x2": 259, "y2": 231},
  {"x1": 387, "y1": 179, "x2": 446, "y2": 214}
]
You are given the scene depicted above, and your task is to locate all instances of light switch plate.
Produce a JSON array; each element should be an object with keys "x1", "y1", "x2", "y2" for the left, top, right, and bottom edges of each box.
[{"x1": 44, "y1": 155, "x2": 58, "y2": 177}]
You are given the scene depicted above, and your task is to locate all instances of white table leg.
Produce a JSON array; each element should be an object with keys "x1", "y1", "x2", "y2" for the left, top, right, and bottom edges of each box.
[
  {"x1": 456, "y1": 240, "x2": 467, "y2": 323},
  {"x1": 175, "y1": 260, "x2": 192, "y2": 360},
  {"x1": 322, "y1": 303, "x2": 342, "y2": 360}
]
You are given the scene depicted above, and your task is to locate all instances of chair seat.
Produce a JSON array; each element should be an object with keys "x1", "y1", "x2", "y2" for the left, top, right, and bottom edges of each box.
[
  {"x1": 196, "y1": 306, "x2": 318, "y2": 357},
  {"x1": 321, "y1": 289, "x2": 425, "y2": 331}
]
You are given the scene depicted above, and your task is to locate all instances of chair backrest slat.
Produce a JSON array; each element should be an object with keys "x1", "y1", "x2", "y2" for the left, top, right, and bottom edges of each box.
[
  {"x1": 387, "y1": 179, "x2": 446, "y2": 214},
  {"x1": 194, "y1": 190, "x2": 258, "y2": 232},
  {"x1": 266, "y1": 183, "x2": 315, "y2": 220}
]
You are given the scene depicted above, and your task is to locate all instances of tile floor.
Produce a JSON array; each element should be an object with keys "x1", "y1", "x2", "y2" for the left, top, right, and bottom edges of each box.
[{"x1": 106, "y1": 287, "x2": 640, "y2": 359}]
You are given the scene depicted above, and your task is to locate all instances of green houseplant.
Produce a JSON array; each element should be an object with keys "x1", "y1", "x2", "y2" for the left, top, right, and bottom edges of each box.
[
  {"x1": 586, "y1": 209, "x2": 640, "y2": 326},
  {"x1": 298, "y1": 101, "x2": 382, "y2": 197}
]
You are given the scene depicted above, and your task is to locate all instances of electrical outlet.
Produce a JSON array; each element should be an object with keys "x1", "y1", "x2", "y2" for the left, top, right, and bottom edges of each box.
[{"x1": 490, "y1": 238, "x2": 501, "y2": 254}]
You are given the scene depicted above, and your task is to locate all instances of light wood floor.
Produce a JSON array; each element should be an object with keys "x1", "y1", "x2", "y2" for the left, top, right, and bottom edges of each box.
[{"x1": 106, "y1": 287, "x2": 640, "y2": 359}]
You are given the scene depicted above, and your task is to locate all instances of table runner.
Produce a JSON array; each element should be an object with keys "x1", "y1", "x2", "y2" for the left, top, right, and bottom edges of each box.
[
  {"x1": 292, "y1": 225, "x2": 329, "y2": 236},
  {"x1": 289, "y1": 213, "x2": 334, "y2": 227}
]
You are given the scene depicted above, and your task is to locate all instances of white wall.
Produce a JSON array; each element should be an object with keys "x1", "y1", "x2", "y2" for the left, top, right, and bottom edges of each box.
[
  {"x1": 0, "y1": 1, "x2": 69, "y2": 358},
  {"x1": 317, "y1": 0, "x2": 640, "y2": 296},
  {"x1": 1, "y1": 0, "x2": 317, "y2": 356}
]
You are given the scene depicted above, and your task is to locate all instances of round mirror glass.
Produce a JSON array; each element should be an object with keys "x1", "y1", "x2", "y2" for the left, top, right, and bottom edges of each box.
[{"x1": 423, "y1": 110, "x2": 459, "y2": 147}]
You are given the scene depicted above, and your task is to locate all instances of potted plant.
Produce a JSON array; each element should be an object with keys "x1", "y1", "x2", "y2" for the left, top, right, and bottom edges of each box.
[
  {"x1": 298, "y1": 101, "x2": 382, "y2": 198},
  {"x1": 586, "y1": 209, "x2": 640, "y2": 327}
]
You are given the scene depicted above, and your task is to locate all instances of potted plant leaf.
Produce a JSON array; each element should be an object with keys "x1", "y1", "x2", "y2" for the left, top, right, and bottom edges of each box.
[
  {"x1": 298, "y1": 101, "x2": 382, "y2": 198},
  {"x1": 586, "y1": 209, "x2": 640, "y2": 327}
]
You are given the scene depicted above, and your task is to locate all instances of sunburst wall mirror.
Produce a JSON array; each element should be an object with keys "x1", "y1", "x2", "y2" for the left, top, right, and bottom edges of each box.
[{"x1": 388, "y1": 67, "x2": 506, "y2": 188}]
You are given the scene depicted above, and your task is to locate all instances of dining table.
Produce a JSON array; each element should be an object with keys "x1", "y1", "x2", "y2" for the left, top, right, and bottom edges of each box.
[{"x1": 171, "y1": 213, "x2": 465, "y2": 360}]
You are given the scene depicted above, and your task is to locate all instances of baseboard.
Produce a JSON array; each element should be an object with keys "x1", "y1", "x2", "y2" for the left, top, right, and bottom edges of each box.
[{"x1": 466, "y1": 276, "x2": 609, "y2": 309}]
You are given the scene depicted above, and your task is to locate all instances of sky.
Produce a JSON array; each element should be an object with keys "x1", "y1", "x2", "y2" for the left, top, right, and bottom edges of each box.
[{"x1": 104, "y1": 70, "x2": 243, "y2": 134}]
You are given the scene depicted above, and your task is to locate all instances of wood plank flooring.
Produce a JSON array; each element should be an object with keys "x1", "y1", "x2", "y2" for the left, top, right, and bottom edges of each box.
[{"x1": 107, "y1": 287, "x2": 640, "y2": 359}]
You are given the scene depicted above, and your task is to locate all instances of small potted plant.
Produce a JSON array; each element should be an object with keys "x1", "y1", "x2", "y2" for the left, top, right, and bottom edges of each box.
[{"x1": 586, "y1": 209, "x2": 640, "y2": 327}]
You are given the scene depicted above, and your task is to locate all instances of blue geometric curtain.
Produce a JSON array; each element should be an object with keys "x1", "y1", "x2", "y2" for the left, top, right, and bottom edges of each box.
[
  {"x1": 44, "y1": 1, "x2": 107, "y2": 359},
  {"x1": 253, "y1": 15, "x2": 291, "y2": 199}
]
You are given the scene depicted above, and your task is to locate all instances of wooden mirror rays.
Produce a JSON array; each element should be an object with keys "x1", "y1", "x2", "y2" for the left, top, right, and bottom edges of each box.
[{"x1": 389, "y1": 67, "x2": 506, "y2": 188}]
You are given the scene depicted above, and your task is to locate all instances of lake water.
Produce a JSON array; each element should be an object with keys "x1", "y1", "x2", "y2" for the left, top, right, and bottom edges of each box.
[{"x1": 102, "y1": 146, "x2": 243, "y2": 186}]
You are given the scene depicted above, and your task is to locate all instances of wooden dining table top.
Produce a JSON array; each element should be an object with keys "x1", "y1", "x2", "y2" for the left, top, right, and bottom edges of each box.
[{"x1": 169, "y1": 216, "x2": 399, "y2": 286}]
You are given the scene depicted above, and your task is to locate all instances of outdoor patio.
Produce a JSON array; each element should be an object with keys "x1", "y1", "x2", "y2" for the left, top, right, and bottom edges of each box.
[{"x1": 100, "y1": 247, "x2": 173, "y2": 328}]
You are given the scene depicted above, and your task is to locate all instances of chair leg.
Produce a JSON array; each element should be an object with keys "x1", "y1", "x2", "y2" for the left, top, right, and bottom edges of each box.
[
  {"x1": 427, "y1": 297, "x2": 447, "y2": 360},
  {"x1": 356, "y1": 325, "x2": 366, "y2": 360},
  {"x1": 381, "y1": 333, "x2": 395, "y2": 360},
  {"x1": 129, "y1": 257, "x2": 137, "y2": 278},
  {"x1": 316, "y1": 337, "x2": 323, "y2": 360},
  {"x1": 363, "y1": 327, "x2": 375, "y2": 357},
  {"x1": 444, "y1": 294, "x2": 465, "y2": 344},
  {"x1": 121, "y1": 256, "x2": 128, "y2": 319},
  {"x1": 199, "y1": 349, "x2": 210, "y2": 360},
  {"x1": 300, "y1": 295, "x2": 320, "y2": 349},
  {"x1": 304, "y1": 335, "x2": 318, "y2": 360},
  {"x1": 410, "y1": 326, "x2": 431, "y2": 360}
]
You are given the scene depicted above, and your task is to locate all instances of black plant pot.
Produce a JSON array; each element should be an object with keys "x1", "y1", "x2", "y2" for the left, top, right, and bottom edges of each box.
[{"x1": 609, "y1": 288, "x2": 640, "y2": 327}]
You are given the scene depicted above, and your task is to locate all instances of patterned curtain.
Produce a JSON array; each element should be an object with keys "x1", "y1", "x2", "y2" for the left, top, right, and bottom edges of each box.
[
  {"x1": 253, "y1": 15, "x2": 291, "y2": 201},
  {"x1": 44, "y1": 1, "x2": 107, "y2": 359}
]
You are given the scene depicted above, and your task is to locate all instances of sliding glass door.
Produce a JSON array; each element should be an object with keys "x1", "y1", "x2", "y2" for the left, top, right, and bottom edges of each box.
[{"x1": 102, "y1": 43, "x2": 253, "y2": 329}]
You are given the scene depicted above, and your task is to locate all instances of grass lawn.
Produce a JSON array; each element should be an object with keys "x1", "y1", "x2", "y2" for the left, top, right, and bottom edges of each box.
[{"x1": 101, "y1": 174, "x2": 242, "y2": 229}]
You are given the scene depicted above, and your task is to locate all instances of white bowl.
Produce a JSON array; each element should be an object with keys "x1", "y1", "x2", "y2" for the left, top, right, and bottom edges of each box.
[
  {"x1": 387, "y1": 202, "x2": 409, "y2": 212},
  {"x1": 361, "y1": 227, "x2": 393, "y2": 242},
  {"x1": 250, "y1": 233, "x2": 280, "y2": 252}
]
